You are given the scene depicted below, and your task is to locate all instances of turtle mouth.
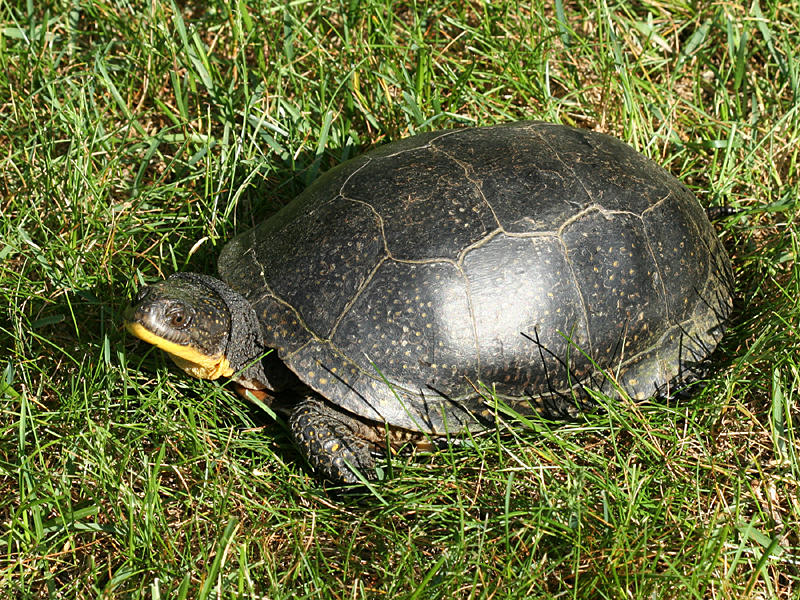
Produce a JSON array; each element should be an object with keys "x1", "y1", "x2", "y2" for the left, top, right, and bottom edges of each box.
[
  {"x1": 124, "y1": 300, "x2": 195, "y2": 346},
  {"x1": 124, "y1": 296, "x2": 233, "y2": 381},
  {"x1": 125, "y1": 319, "x2": 233, "y2": 380}
]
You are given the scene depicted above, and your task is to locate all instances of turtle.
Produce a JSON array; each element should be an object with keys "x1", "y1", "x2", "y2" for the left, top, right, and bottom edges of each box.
[{"x1": 125, "y1": 121, "x2": 733, "y2": 483}]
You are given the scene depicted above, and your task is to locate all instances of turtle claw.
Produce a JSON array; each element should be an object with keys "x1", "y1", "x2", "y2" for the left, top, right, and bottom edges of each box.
[{"x1": 289, "y1": 396, "x2": 377, "y2": 484}]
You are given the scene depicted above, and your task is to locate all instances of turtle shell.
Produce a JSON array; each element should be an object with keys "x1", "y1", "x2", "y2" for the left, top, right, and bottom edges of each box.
[{"x1": 218, "y1": 121, "x2": 733, "y2": 434}]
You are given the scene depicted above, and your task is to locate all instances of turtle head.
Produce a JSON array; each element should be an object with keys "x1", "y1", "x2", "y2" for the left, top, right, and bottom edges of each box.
[
  {"x1": 125, "y1": 273, "x2": 235, "y2": 380},
  {"x1": 126, "y1": 272, "x2": 293, "y2": 394}
]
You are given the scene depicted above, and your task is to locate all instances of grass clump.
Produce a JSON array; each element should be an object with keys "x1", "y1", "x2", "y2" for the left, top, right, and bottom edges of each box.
[{"x1": 1, "y1": 0, "x2": 799, "y2": 598}]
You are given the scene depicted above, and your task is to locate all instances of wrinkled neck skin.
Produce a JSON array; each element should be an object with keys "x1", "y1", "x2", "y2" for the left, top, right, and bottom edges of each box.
[{"x1": 174, "y1": 273, "x2": 291, "y2": 394}]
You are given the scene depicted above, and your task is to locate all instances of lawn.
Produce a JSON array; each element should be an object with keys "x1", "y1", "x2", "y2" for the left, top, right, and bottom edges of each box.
[{"x1": 1, "y1": 0, "x2": 798, "y2": 597}]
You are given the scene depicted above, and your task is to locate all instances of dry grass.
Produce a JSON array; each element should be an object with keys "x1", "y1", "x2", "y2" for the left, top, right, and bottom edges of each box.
[{"x1": 1, "y1": 0, "x2": 798, "y2": 597}]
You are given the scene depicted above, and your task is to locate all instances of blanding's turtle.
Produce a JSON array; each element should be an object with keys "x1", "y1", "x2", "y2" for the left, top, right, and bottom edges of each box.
[{"x1": 125, "y1": 121, "x2": 733, "y2": 483}]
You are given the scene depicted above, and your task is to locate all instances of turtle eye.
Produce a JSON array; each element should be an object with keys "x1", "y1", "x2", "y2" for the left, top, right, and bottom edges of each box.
[{"x1": 167, "y1": 306, "x2": 192, "y2": 329}]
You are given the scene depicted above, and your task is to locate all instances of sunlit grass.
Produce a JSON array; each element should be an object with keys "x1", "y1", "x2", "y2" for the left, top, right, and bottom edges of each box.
[{"x1": 1, "y1": 0, "x2": 798, "y2": 597}]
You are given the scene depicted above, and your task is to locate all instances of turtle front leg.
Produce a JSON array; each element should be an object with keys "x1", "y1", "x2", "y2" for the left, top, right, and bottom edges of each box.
[{"x1": 288, "y1": 396, "x2": 377, "y2": 483}]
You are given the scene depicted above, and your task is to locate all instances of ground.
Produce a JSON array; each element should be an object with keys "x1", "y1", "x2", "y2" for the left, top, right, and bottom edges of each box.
[{"x1": 0, "y1": 1, "x2": 798, "y2": 598}]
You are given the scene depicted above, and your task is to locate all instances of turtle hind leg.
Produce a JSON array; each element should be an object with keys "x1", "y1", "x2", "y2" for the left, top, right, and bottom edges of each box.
[{"x1": 288, "y1": 396, "x2": 377, "y2": 484}]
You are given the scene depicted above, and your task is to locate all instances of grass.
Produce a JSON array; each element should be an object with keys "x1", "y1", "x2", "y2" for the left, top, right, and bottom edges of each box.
[{"x1": 1, "y1": 0, "x2": 798, "y2": 597}]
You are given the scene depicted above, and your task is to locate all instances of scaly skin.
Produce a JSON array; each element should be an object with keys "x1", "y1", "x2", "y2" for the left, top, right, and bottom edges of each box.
[{"x1": 288, "y1": 397, "x2": 377, "y2": 483}]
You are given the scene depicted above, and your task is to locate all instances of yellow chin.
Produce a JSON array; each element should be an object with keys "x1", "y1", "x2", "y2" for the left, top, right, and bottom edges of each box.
[{"x1": 126, "y1": 322, "x2": 233, "y2": 380}]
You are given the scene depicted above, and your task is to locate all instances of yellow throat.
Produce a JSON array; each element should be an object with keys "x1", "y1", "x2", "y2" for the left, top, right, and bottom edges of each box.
[{"x1": 126, "y1": 322, "x2": 233, "y2": 380}]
